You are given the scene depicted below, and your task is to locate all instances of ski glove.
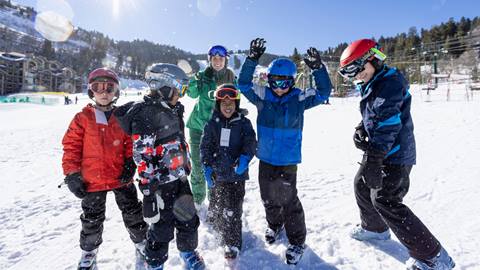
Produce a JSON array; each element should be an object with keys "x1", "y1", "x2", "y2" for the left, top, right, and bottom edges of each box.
[
  {"x1": 203, "y1": 165, "x2": 214, "y2": 189},
  {"x1": 361, "y1": 149, "x2": 385, "y2": 189},
  {"x1": 353, "y1": 122, "x2": 369, "y2": 151},
  {"x1": 303, "y1": 47, "x2": 324, "y2": 70},
  {"x1": 248, "y1": 38, "x2": 266, "y2": 61},
  {"x1": 119, "y1": 157, "x2": 137, "y2": 183},
  {"x1": 235, "y1": 155, "x2": 251, "y2": 175},
  {"x1": 65, "y1": 172, "x2": 86, "y2": 199}
]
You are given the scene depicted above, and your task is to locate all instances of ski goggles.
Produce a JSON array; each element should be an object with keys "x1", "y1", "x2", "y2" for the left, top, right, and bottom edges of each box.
[
  {"x1": 208, "y1": 45, "x2": 228, "y2": 57},
  {"x1": 215, "y1": 88, "x2": 240, "y2": 100},
  {"x1": 89, "y1": 81, "x2": 118, "y2": 94},
  {"x1": 268, "y1": 78, "x2": 294, "y2": 89},
  {"x1": 148, "y1": 77, "x2": 188, "y2": 97},
  {"x1": 338, "y1": 47, "x2": 386, "y2": 79}
]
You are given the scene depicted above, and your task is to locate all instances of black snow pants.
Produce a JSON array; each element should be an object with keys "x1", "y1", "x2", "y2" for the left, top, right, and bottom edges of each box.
[
  {"x1": 258, "y1": 161, "x2": 306, "y2": 246},
  {"x1": 354, "y1": 163, "x2": 441, "y2": 261},
  {"x1": 80, "y1": 183, "x2": 147, "y2": 251},
  {"x1": 209, "y1": 180, "x2": 246, "y2": 249},
  {"x1": 144, "y1": 179, "x2": 200, "y2": 267}
]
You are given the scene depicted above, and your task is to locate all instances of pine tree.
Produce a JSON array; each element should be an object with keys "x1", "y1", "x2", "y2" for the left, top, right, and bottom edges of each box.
[{"x1": 41, "y1": 39, "x2": 55, "y2": 59}]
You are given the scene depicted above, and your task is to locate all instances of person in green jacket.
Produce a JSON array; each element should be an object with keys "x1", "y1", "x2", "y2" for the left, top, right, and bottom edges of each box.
[{"x1": 186, "y1": 45, "x2": 236, "y2": 206}]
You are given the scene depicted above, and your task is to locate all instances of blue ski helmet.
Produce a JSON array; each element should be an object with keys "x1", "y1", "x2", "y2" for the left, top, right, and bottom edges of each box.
[{"x1": 267, "y1": 58, "x2": 297, "y2": 78}]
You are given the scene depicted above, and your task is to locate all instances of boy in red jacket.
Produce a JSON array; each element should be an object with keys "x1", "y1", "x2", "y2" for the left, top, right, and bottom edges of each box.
[{"x1": 62, "y1": 68, "x2": 147, "y2": 270}]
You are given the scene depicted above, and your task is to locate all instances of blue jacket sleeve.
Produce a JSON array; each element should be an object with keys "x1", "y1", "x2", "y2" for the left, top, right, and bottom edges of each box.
[
  {"x1": 241, "y1": 118, "x2": 257, "y2": 158},
  {"x1": 200, "y1": 121, "x2": 216, "y2": 167},
  {"x1": 368, "y1": 80, "x2": 404, "y2": 154},
  {"x1": 302, "y1": 67, "x2": 332, "y2": 110},
  {"x1": 237, "y1": 58, "x2": 263, "y2": 106}
]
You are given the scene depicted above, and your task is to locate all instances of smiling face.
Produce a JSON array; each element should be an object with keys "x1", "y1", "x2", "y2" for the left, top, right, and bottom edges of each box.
[
  {"x1": 211, "y1": 55, "x2": 226, "y2": 71},
  {"x1": 220, "y1": 98, "x2": 236, "y2": 118},
  {"x1": 355, "y1": 61, "x2": 376, "y2": 84}
]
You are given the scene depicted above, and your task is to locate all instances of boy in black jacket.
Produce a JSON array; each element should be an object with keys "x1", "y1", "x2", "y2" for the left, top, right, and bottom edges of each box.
[
  {"x1": 115, "y1": 63, "x2": 205, "y2": 270},
  {"x1": 200, "y1": 84, "x2": 257, "y2": 259}
]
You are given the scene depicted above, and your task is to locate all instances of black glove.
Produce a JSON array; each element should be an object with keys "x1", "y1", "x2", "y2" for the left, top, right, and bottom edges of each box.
[
  {"x1": 361, "y1": 149, "x2": 385, "y2": 189},
  {"x1": 353, "y1": 122, "x2": 369, "y2": 151},
  {"x1": 65, "y1": 172, "x2": 86, "y2": 199},
  {"x1": 119, "y1": 157, "x2": 137, "y2": 183},
  {"x1": 248, "y1": 38, "x2": 266, "y2": 61},
  {"x1": 303, "y1": 47, "x2": 324, "y2": 70}
]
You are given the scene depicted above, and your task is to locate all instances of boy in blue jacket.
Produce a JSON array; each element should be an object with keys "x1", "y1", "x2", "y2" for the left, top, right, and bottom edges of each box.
[
  {"x1": 338, "y1": 39, "x2": 455, "y2": 270},
  {"x1": 200, "y1": 84, "x2": 257, "y2": 260},
  {"x1": 237, "y1": 38, "x2": 332, "y2": 265}
]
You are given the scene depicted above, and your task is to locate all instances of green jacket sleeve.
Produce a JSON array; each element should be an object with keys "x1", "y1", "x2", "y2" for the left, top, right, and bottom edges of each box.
[{"x1": 187, "y1": 73, "x2": 201, "y2": 99}]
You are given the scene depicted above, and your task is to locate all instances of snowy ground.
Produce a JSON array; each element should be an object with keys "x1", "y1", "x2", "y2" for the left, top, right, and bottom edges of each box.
[{"x1": 0, "y1": 84, "x2": 479, "y2": 270}]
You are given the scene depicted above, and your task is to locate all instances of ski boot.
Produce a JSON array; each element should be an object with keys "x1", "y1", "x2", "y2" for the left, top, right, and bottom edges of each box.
[
  {"x1": 180, "y1": 250, "x2": 206, "y2": 270},
  {"x1": 285, "y1": 243, "x2": 305, "y2": 265},
  {"x1": 406, "y1": 247, "x2": 455, "y2": 270},
  {"x1": 265, "y1": 226, "x2": 284, "y2": 244},
  {"x1": 224, "y1": 246, "x2": 240, "y2": 259},
  {"x1": 350, "y1": 224, "x2": 391, "y2": 241},
  {"x1": 78, "y1": 248, "x2": 98, "y2": 270}
]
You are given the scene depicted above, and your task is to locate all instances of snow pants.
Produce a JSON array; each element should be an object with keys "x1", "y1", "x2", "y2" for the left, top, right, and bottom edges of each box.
[
  {"x1": 80, "y1": 183, "x2": 147, "y2": 251},
  {"x1": 354, "y1": 163, "x2": 442, "y2": 261},
  {"x1": 144, "y1": 179, "x2": 200, "y2": 267},
  {"x1": 258, "y1": 161, "x2": 306, "y2": 246},
  {"x1": 209, "y1": 181, "x2": 246, "y2": 249},
  {"x1": 188, "y1": 128, "x2": 206, "y2": 204}
]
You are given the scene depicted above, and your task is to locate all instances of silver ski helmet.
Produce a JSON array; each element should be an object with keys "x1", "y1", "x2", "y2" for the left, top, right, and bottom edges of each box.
[{"x1": 145, "y1": 63, "x2": 189, "y2": 100}]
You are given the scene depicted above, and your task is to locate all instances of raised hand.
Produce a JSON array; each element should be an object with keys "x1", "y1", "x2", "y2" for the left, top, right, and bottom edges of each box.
[
  {"x1": 304, "y1": 47, "x2": 324, "y2": 70},
  {"x1": 248, "y1": 38, "x2": 267, "y2": 61}
]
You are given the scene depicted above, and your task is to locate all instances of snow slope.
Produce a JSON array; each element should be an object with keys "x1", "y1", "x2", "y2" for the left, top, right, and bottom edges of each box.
[{"x1": 0, "y1": 83, "x2": 479, "y2": 270}]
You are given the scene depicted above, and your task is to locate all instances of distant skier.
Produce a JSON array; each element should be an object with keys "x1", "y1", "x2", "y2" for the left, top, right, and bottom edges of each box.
[
  {"x1": 200, "y1": 84, "x2": 257, "y2": 260},
  {"x1": 237, "y1": 38, "x2": 332, "y2": 265},
  {"x1": 185, "y1": 45, "x2": 236, "y2": 207},
  {"x1": 62, "y1": 67, "x2": 147, "y2": 270},
  {"x1": 115, "y1": 63, "x2": 205, "y2": 270},
  {"x1": 338, "y1": 39, "x2": 455, "y2": 270}
]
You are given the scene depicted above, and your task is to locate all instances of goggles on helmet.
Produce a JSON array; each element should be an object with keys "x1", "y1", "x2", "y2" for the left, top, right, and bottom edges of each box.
[
  {"x1": 338, "y1": 47, "x2": 387, "y2": 79},
  {"x1": 215, "y1": 88, "x2": 240, "y2": 100},
  {"x1": 89, "y1": 80, "x2": 118, "y2": 94},
  {"x1": 268, "y1": 78, "x2": 294, "y2": 89},
  {"x1": 148, "y1": 75, "x2": 188, "y2": 97},
  {"x1": 208, "y1": 45, "x2": 228, "y2": 57}
]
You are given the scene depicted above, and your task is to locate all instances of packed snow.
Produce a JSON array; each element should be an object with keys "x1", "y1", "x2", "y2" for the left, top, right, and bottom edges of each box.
[{"x1": 0, "y1": 83, "x2": 479, "y2": 270}]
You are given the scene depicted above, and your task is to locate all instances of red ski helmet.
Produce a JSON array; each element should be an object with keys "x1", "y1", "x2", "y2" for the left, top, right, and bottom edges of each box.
[
  {"x1": 88, "y1": 67, "x2": 119, "y2": 84},
  {"x1": 87, "y1": 67, "x2": 120, "y2": 103},
  {"x1": 338, "y1": 39, "x2": 386, "y2": 78}
]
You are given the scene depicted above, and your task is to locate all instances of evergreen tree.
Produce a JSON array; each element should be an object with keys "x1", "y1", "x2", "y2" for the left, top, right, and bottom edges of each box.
[{"x1": 41, "y1": 39, "x2": 55, "y2": 59}]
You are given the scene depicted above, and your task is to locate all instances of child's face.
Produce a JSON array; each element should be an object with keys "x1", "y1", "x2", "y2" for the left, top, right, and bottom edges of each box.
[
  {"x1": 220, "y1": 99, "x2": 236, "y2": 118},
  {"x1": 169, "y1": 88, "x2": 179, "y2": 105},
  {"x1": 211, "y1": 55, "x2": 226, "y2": 71},
  {"x1": 93, "y1": 89, "x2": 115, "y2": 106},
  {"x1": 273, "y1": 87, "x2": 290, "y2": 96},
  {"x1": 355, "y1": 62, "x2": 375, "y2": 84}
]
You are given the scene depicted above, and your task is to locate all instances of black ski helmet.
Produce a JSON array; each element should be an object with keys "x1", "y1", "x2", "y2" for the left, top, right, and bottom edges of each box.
[{"x1": 145, "y1": 63, "x2": 189, "y2": 100}]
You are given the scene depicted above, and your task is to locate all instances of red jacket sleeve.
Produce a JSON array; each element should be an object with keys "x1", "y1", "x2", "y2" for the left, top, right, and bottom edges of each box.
[{"x1": 62, "y1": 113, "x2": 85, "y2": 175}]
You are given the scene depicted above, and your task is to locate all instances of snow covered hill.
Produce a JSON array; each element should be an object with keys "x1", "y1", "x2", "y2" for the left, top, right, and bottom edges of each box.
[{"x1": 0, "y1": 84, "x2": 479, "y2": 269}]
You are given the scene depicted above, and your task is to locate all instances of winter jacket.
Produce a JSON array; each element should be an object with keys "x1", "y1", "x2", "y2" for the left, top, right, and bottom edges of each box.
[
  {"x1": 237, "y1": 58, "x2": 332, "y2": 166},
  {"x1": 186, "y1": 67, "x2": 236, "y2": 131},
  {"x1": 358, "y1": 65, "x2": 416, "y2": 165},
  {"x1": 62, "y1": 104, "x2": 133, "y2": 192},
  {"x1": 114, "y1": 95, "x2": 190, "y2": 184},
  {"x1": 200, "y1": 110, "x2": 257, "y2": 182}
]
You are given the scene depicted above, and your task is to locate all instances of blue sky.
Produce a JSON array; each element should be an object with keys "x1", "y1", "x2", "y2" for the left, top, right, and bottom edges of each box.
[{"x1": 13, "y1": 0, "x2": 480, "y2": 55}]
